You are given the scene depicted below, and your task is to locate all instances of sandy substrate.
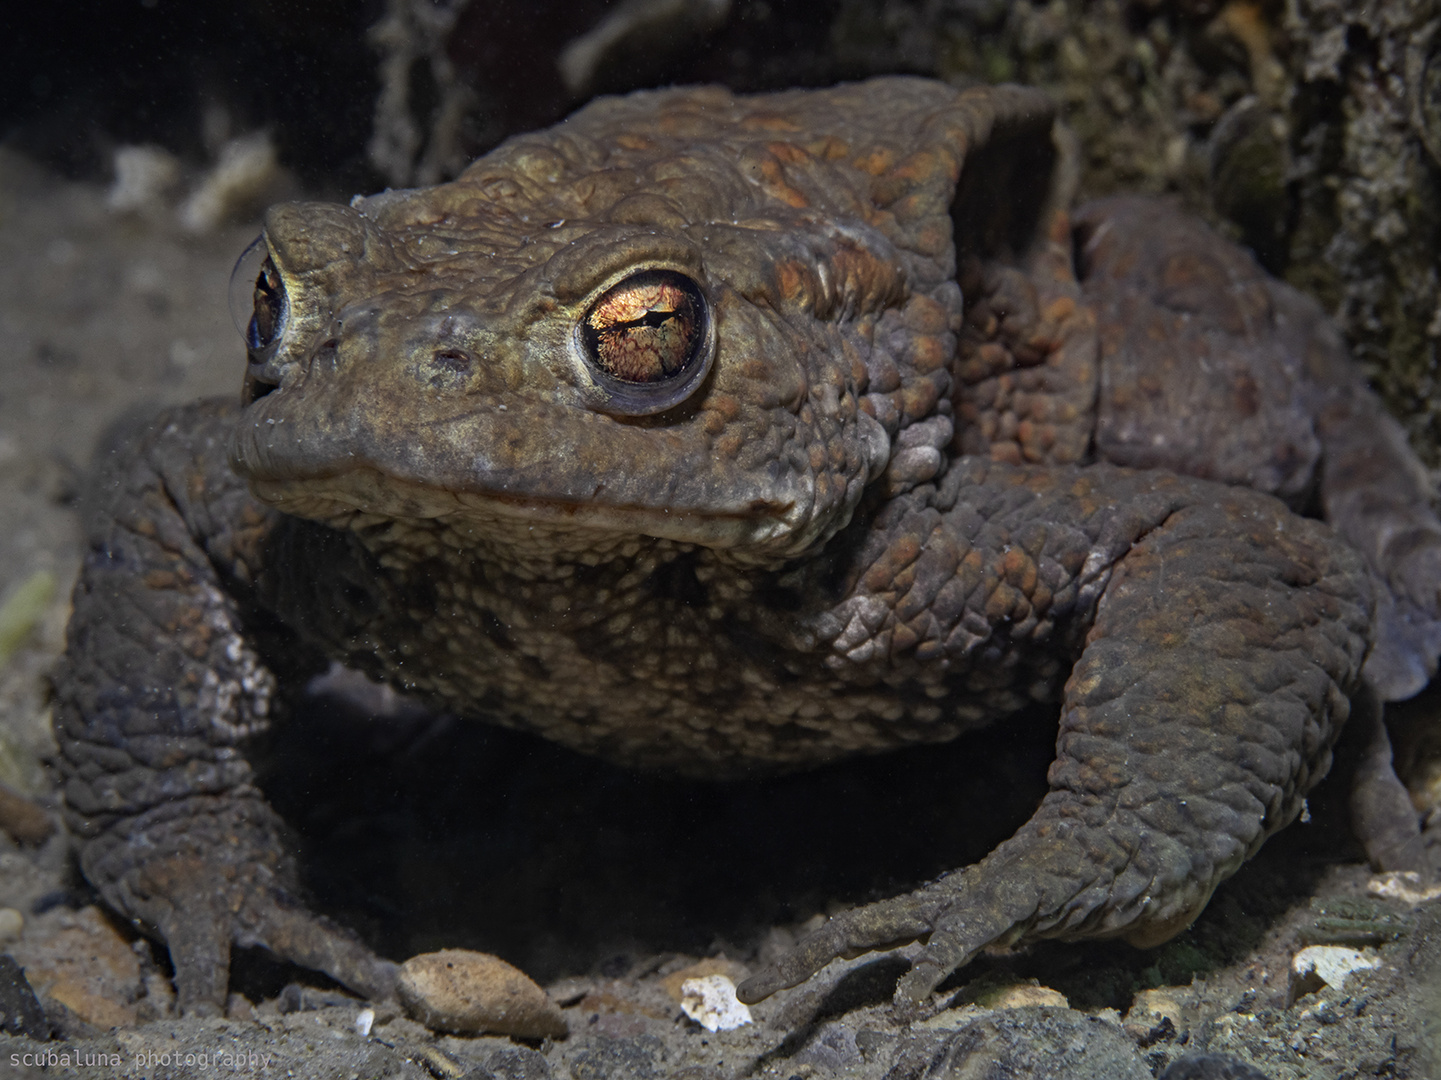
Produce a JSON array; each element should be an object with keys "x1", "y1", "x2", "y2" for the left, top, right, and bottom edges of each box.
[{"x1": 0, "y1": 149, "x2": 1439, "y2": 1080}]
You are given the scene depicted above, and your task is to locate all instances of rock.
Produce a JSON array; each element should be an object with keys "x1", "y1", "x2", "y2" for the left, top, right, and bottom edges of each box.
[
  {"x1": 1159, "y1": 1053, "x2": 1274, "y2": 1079},
  {"x1": 889, "y1": 1008, "x2": 1152, "y2": 1080},
  {"x1": 225, "y1": 993, "x2": 255, "y2": 1022},
  {"x1": 105, "y1": 145, "x2": 181, "y2": 215},
  {"x1": 0, "y1": 954, "x2": 49, "y2": 1038},
  {"x1": 485, "y1": 1045, "x2": 552, "y2": 1079},
  {"x1": 1289, "y1": 945, "x2": 1382, "y2": 1003},
  {"x1": 177, "y1": 132, "x2": 285, "y2": 233},
  {"x1": 795, "y1": 1020, "x2": 860, "y2": 1069},
  {"x1": 1208, "y1": 96, "x2": 1291, "y2": 271},
  {"x1": 566, "y1": 1034, "x2": 665, "y2": 1080},
  {"x1": 557, "y1": 0, "x2": 732, "y2": 96},
  {"x1": 398, "y1": 949, "x2": 567, "y2": 1038}
]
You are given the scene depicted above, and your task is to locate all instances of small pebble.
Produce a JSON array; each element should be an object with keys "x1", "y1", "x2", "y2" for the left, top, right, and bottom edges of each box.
[
  {"x1": 106, "y1": 145, "x2": 181, "y2": 214},
  {"x1": 1368, "y1": 870, "x2": 1441, "y2": 905},
  {"x1": 354, "y1": 1006, "x2": 374, "y2": 1036},
  {"x1": 397, "y1": 949, "x2": 567, "y2": 1038},
  {"x1": 1127, "y1": 988, "x2": 1184, "y2": 1029},
  {"x1": 1290, "y1": 945, "x2": 1381, "y2": 1002},
  {"x1": 0, "y1": 907, "x2": 22, "y2": 943},
  {"x1": 679, "y1": 975, "x2": 752, "y2": 1032},
  {"x1": 981, "y1": 983, "x2": 1069, "y2": 1010},
  {"x1": 0, "y1": 784, "x2": 53, "y2": 847}
]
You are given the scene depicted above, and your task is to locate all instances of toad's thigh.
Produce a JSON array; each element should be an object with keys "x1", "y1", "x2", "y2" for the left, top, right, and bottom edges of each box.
[{"x1": 1073, "y1": 195, "x2": 1325, "y2": 507}]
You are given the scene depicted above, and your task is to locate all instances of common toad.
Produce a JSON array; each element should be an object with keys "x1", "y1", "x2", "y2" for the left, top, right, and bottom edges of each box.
[{"x1": 54, "y1": 78, "x2": 1441, "y2": 1016}]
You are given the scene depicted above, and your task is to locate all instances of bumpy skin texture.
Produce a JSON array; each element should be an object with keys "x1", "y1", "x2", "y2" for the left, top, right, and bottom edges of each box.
[{"x1": 53, "y1": 78, "x2": 1438, "y2": 1016}]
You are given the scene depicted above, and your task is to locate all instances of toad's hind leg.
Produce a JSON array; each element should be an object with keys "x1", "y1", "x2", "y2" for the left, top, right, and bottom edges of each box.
[
  {"x1": 738, "y1": 487, "x2": 1370, "y2": 1010},
  {"x1": 1074, "y1": 195, "x2": 1441, "y2": 702}
]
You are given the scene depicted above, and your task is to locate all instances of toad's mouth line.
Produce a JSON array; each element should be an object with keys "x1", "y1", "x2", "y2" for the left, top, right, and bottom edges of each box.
[{"x1": 244, "y1": 465, "x2": 798, "y2": 551}]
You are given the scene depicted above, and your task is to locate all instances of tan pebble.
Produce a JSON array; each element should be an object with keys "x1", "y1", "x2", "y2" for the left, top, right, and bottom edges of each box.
[
  {"x1": 976, "y1": 982, "x2": 1069, "y2": 1010},
  {"x1": 0, "y1": 907, "x2": 22, "y2": 943},
  {"x1": 1126, "y1": 988, "x2": 1184, "y2": 1029},
  {"x1": 45, "y1": 978, "x2": 136, "y2": 1029},
  {"x1": 8, "y1": 906, "x2": 141, "y2": 1028},
  {"x1": 0, "y1": 783, "x2": 53, "y2": 846},
  {"x1": 398, "y1": 949, "x2": 568, "y2": 1038}
]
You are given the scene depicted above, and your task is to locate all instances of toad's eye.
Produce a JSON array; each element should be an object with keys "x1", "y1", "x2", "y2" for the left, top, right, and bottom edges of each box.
[
  {"x1": 578, "y1": 269, "x2": 712, "y2": 414},
  {"x1": 229, "y1": 236, "x2": 288, "y2": 352}
]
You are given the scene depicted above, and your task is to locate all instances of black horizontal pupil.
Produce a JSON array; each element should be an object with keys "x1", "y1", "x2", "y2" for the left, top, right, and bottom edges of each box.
[{"x1": 621, "y1": 310, "x2": 677, "y2": 331}]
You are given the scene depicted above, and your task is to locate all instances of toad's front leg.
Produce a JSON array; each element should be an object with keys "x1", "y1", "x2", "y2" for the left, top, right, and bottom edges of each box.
[
  {"x1": 53, "y1": 401, "x2": 397, "y2": 1015},
  {"x1": 738, "y1": 462, "x2": 1372, "y2": 1010}
]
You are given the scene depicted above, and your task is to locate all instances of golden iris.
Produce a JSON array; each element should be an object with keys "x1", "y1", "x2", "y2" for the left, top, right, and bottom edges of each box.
[{"x1": 581, "y1": 270, "x2": 706, "y2": 384}]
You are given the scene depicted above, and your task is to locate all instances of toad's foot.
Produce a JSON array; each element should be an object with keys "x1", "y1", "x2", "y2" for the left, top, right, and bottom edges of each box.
[
  {"x1": 736, "y1": 785, "x2": 1249, "y2": 1014},
  {"x1": 1345, "y1": 685, "x2": 1426, "y2": 872},
  {"x1": 736, "y1": 818, "x2": 1216, "y2": 1014},
  {"x1": 83, "y1": 794, "x2": 397, "y2": 1015}
]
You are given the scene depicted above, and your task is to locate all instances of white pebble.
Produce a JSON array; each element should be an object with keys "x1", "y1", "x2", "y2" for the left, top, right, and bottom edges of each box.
[
  {"x1": 354, "y1": 1007, "x2": 374, "y2": 1036},
  {"x1": 1368, "y1": 870, "x2": 1441, "y2": 905},
  {"x1": 1291, "y1": 945, "x2": 1381, "y2": 997},
  {"x1": 106, "y1": 145, "x2": 180, "y2": 214},
  {"x1": 680, "y1": 975, "x2": 752, "y2": 1032}
]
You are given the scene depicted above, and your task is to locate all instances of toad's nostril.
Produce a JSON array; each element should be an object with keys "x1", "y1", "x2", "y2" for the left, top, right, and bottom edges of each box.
[{"x1": 432, "y1": 348, "x2": 474, "y2": 375}]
